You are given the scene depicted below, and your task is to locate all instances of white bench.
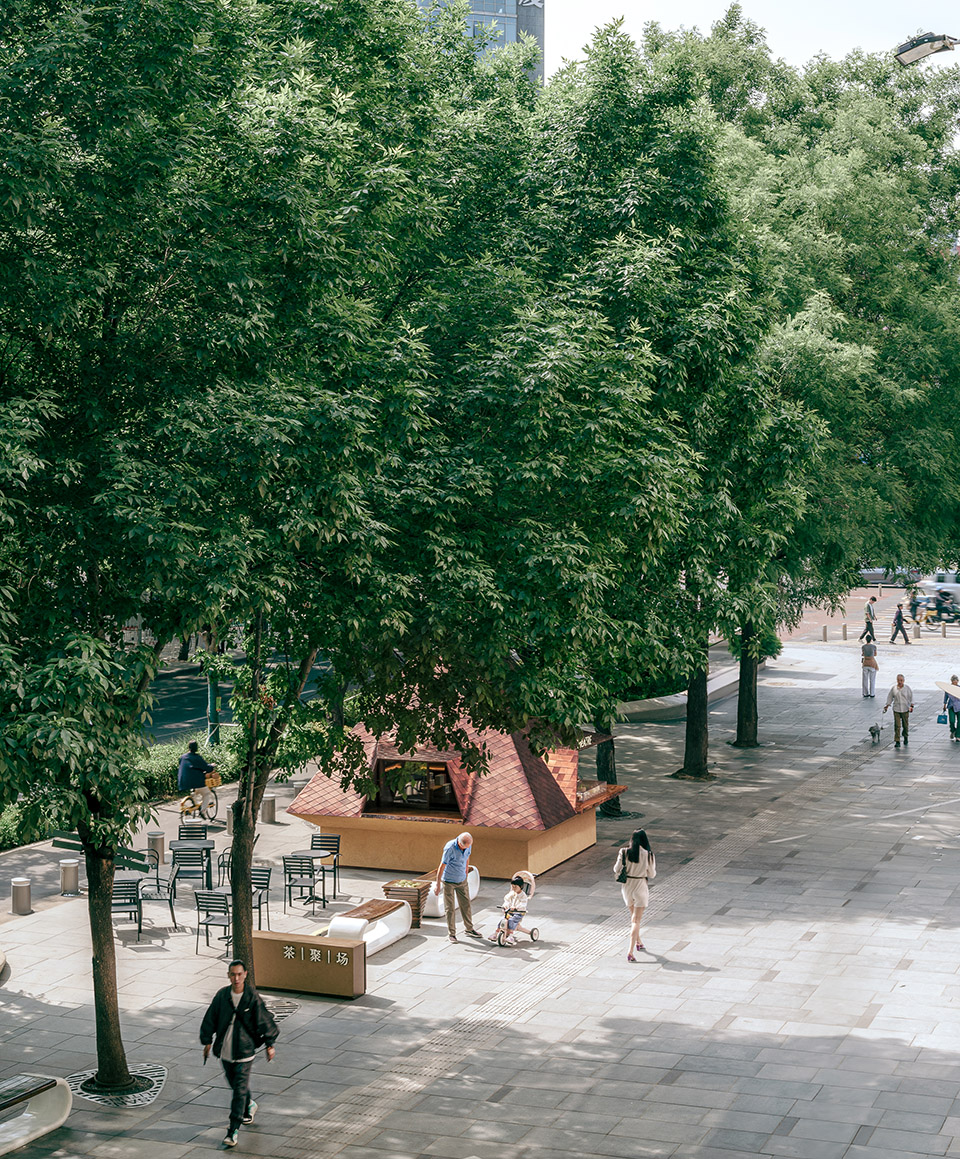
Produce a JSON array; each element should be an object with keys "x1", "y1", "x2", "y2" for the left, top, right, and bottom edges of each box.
[
  {"x1": 422, "y1": 865, "x2": 481, "y2": 918},
  {"x1": 0, "y1": 1075, "x2": 72, "y2": 1156},
  {"x1": 322, "y1": 899, "x2": 412, "y2": 956}
]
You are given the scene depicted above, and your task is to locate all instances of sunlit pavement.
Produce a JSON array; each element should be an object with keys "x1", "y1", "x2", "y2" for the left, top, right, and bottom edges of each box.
[{"x1": 3, "y1": 642, "x2": 960, "y2": 1158}]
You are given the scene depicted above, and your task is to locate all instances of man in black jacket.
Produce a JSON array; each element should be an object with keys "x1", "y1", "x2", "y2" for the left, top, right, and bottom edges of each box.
[{"x1": 200, "y1": 960, "x2": 278, "y2": 1149}]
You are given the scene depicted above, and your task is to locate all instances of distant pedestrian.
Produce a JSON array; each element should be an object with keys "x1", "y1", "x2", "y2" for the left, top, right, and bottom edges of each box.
[
  {"x1": 861, "y1": 641, "x2": 878, "y2": 698},
  {"x1": 883, "y1": 674, "x2": 914, "y2": 747},
  {"x1": 615, "y1": 828, "x2": 656, "y2": 961},
  {"x1": 943, "y1": 676, "x2": 960, "y2": 740},
  {"x1": 200, "y1": 960, "x2": 278, "y2": 1149},
  {"x1": 859, "y1": 596, "x2": 878, "y2": 642},
  {"x1": 890, "y1": 604, "x2": 911, "y2": 645},
  {"x1": 909, "y1": 589, "x2": 922, "y2": 623},
  {"x1": 433, "y1": 832, "x2": 482, "y2": 943}
]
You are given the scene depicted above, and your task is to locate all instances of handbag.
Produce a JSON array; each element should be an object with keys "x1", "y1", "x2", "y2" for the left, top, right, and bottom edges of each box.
[
  {"x1": 615, "y1": 850, "x2": 628, "y2": 884},
  {"x1": 937, "y1": 713, "x2": 949, "y2": 725}
]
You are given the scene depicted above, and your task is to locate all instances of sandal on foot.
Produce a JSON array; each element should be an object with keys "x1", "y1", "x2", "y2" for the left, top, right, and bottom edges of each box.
[{"x1": 627, "y1": 953, "x2": 636, "y2": 962}]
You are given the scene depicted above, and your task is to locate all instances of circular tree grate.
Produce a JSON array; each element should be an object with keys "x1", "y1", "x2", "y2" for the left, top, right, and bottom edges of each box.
[{"x1": 66, "y1": 1064, "x2": 167, "y2": 1107}]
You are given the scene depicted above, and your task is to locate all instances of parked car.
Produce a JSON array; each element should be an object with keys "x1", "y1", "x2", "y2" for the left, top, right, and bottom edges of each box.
[
  {"x1": 858, "y1": 567, "x2": 922, "y2": 587},
  {"x1": 918, "y1": 570, "x2": 960, "y2": 601}
]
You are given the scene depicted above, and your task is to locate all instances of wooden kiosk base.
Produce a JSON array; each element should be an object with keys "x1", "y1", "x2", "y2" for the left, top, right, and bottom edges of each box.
[{"x1": 252, "y1": 931, "x2": 365, "y2": 997}]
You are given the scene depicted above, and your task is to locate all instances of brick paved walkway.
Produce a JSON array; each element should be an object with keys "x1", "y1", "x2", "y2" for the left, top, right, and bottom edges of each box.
[{"x1": 3, "y1": 640, "x2": 960, "y2": 1158}]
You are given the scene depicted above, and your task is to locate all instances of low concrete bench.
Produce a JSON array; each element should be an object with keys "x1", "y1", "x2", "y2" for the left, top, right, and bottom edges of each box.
[
  {"x1": 0, "y1": 1074, "x2": 72, "y2": 1156},
  {"x1": 421, "y1": 865, "x2": 481, "y2": 919},
  {"x1": 323, "y1": 898, "x2": 412, "y2": 956}
]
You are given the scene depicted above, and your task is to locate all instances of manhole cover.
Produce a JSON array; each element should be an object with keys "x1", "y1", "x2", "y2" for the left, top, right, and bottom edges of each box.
[{"x1": 67, "y1": 1063, "x2": 167, "y2": 1107}]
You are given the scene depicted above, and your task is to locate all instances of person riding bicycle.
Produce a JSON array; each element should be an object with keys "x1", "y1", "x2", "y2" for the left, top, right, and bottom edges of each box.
[{"x1": 178, "y1": 741, "x2": 216, "y2": 813}]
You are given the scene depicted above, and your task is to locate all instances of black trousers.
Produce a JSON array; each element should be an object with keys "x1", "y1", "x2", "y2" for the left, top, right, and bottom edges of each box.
[
  {"x1": 221, "y1": 1059, "x2": 253, "y2": 1132},
  {"x1": 859, "y1": 621, "x2": 875, "y2": 642},
  {"x1": 890, "y1": 622, "x2": 909, "y2": 643}
]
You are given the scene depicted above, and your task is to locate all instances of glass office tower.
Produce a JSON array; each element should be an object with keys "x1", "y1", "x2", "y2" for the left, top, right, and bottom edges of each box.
[{"x1": 417, "y1": 0, "x2": 544, "y2": 81}]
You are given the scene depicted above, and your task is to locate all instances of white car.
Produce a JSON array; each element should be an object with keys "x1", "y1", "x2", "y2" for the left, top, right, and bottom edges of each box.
[{"x1": 918, "y1": 569, "x2": 960, "y2": 601}]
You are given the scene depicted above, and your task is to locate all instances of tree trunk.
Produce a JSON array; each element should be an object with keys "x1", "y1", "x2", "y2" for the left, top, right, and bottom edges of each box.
[
  {"x1": 595, "y1": 722, "x2": 622, "y2": 818},
  {"x1": 84, "y1": 851, "x2": 134, "y2": 1089},
  {"x1": 230, "y1": 625, "x2": 319, "y2": 979},
  {"x1": 732, "y1": 620, "x2": 759, "y2": 748},
  {"x1": 177, "y1": 635, "x2": 191, "y2": 662},
  {"x1": 673, "y1": 661, "x2": 712, "y2": 779},
  {"x1": 230, "y1": 788, "x2": 263, "y2": 980}
]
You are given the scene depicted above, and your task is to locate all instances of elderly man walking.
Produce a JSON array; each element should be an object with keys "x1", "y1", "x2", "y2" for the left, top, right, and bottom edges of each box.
[
  {"x1": 433, "y1": 832, "x2": 482, "y2": 943},
  {"x1": 883, "y1": 674, "x2": 914, "y2": 747}
]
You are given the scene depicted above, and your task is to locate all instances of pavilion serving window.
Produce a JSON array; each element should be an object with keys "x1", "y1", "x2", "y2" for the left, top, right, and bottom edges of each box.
[{"x1": 365, "y1": 761, "x2": 459, "y2": 815}]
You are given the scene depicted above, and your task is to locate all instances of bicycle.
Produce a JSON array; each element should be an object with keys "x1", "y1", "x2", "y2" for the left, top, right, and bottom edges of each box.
[{"x1": 179, "y1": 771, "x2": 221, "y2": 821}]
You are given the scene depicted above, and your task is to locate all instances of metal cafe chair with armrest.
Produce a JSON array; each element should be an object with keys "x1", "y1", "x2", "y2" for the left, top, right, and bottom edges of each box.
[
  {"x1": 172, "y1": 849, "x2": 208, "y2": 890},
  {"x1": 137, "y1": 848, "x2": 180, "y2": 929},
  {"x1": 194, "y1": 891, "x2": 232, "y2": 953},
  {"x1": 216, "y1": 847, "x2": 232, "y2": 887},
  {"x1": 110, "y1": 880, "x2": 142, "y2": 941},
  {"x1": 250, "y1": 866, "x2": 272, "y2": 930},
  {"x1": 309, "y1": 833, "x2": 341, "y2": 899},
  {"x1": 282, "y1": 855, "x2": 324, "y2": 916}
]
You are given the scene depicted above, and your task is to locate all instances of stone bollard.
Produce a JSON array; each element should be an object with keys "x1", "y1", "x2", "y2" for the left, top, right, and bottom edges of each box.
[
  {"x1": 822, "y1": 625, "x2": 828, "y2": 642},
  {"x1": 842, "y1": 623, "x2": 848, "y2": 640},
  {"x1": 914, "y1": 623, "x2": 921, "y2": 639},
  {"x1": 11, "y1": 877, "x2": 31, "y2": 915},
  {"x1": 226, "y1": 808, "x2": 234, "y2": 836},
  {"x1": 147, "y1": 831, "x2": 165, "y2": 866},
  {"x1": 260, "y1": 795, "x2": 276, "y2": 824},
  {"x1": 59, "y1": 860, "x2": 80, "y2": 897},
  {"x1": 943, "y1": 622, "x2": 948, "y2": 638}
]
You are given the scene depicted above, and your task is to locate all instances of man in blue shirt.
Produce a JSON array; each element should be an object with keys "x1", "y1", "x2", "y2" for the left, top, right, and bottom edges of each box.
[{"x1": 433, "y1": 832, "x2": 481, "y2": 943}]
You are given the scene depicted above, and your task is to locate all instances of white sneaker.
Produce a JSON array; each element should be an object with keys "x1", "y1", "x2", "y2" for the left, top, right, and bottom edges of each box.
[{"x1": 505, "y1": 936, "x2": 518, "y2": 946}]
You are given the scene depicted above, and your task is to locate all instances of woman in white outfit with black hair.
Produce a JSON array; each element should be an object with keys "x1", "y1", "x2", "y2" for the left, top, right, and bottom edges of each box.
[{"x1": 614, "y1": 829, "x2": 656, "y2": 961}]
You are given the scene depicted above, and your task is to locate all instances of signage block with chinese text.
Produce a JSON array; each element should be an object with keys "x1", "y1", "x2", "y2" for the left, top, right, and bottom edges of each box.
[{"x1": 252, "y1": 932, "x2": 365, "y2": 997}]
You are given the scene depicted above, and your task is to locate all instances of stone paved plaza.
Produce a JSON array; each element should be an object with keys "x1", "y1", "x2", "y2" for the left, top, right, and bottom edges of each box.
[{"x1": 3, "y1": 638, "x2": 960, "y2": 1159}]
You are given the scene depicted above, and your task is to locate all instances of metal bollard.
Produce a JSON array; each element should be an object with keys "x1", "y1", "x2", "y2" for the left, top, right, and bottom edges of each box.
[
  {"x1": 60, "y1": 859, "x2": 80, "y2": 896},
  {"x1": 11, "y1": 877, "x2": 31, "y2": 915},
  {"x1": 260, "y1": 795, "x2": 276, "y2": 824},
  {"x1": 842, "y1": 623, "x2": 848, "y2": 640},
  {"x1": 147, "y1": 831, "x2": 165, "y2": 866},
  {"x1": 822, "y1": 625, "x2": 828, "y2": 641}
]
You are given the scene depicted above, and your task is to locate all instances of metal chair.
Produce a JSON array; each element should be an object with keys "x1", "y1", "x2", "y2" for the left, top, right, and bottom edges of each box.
[
  {"x1": 216, "y1": 847, "x2": 232, "y2": 887},
  {"x1": 282, "y1": 856, "x2": 323, "y2": 915},
  {"x1": 172, "y1": 849, "x2": 207, "y2": 889},
  {"x1": 178, "y1": 823, "x2": 208, "y2": 841},
  {"x1": 110, "y1": 880, "x2": 142, "y2": 940},
  {"x1": 310, "y1": 833, "x2": 341, "y2": 899},
  {"x1": 194, "y1": 891, "x2": 232, "y2": 952},
  {"x1": 135, "y1": 848, "x2": 178, "y2": 927},
  {"x1": 250, "y1": 866, "x2": 272, "y2": 930}
]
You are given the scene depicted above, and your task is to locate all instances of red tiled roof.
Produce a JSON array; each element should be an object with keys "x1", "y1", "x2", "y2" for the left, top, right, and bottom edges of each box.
[{"x1": 287, "y1": 721, "x2": 580, "y2": 831}]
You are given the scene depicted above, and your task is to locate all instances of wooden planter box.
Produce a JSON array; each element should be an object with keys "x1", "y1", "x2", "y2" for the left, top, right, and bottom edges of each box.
[{"x1": 381, "y1": 876, "x2": 433, "y2": 927}]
